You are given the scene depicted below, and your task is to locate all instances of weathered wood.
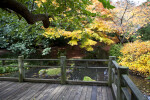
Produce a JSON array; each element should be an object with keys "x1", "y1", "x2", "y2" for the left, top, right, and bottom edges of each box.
[
  {"x1": 121, "y1": 87, "x2": 131, "y2": 100},
  {"x1": 23, "y1": 59, "x2": 59, "y2": 61},
  {"x1": 97, "y1": 86, "x2": 102, "y2": 100},
  {"x1": 91, "y1": 86, "x2": 97, "y2": 100},
  {"x1": 2, "y1": 65, "x2": 18, "y2": 67},
  {"x1": 68, "y1": 85, "x2": 80, "y2": 100},
  {"x1": 66, "y1": 66, "x2": 108, "y2": 69},
  {"x1": 24, "y1": 65, "x2": 60, "y2": 68},
  {"x1": 22, "y1": 84, "x2": 46, "y2": 100},
  {"x1": 50, "y1": 85, "x2": 66, "y2": 100},
  {"x1": 117, "y1": 66, "x2": 129, "y2": 100},
  {"x1": 66, "y1": 80, "x2": 108, "y2": 86},
  {"x1": 0, "y1": 59, "x2": 17, "y2": 60},
  {"x1": 112, "y1": 60, "x2": 120, "y2": 69},
  {"x1": 67, "y1": 59, "x2": 109, "y2": 61},
  {"x1": 62, "y1": 85, "x2": 76, "y2": 100},
  {"x1": 44, "y1": 85, "x2": 62, "y2": 100},
  {"x1": 1, "y1": 83, "x2": 27, "y2": 99},
  {"x1": 60, "y1": 56, "x2": 66, "y2": 84},
  {"x1": 107, "y1": 87, "x2": 114, "y2": 100},
  {"x1": 18, "y1": 56, "x2": 24, "y2": 82},
  {"x1": 122, "y1": 75, "x2": 147, "y2": 100},
  {"x1": 112, "y1": 83, "x2": 117, "y2": 100},
  {"x1": 35, "y1": 84, "x2": 58, "y2": 100},
  {"x1": 0, "y1": 77, "x2": 18, "y2": 81},
  {"x1": 80, "y1": 86, "x2": 88, "y2": 100},
  {"x1": 0, "y1": 81, "x2": 115, "y2": 100},
  {"x1": 74, "y1": 86, "x2": 84, "y2": 100},
  {"x1": 24, "y1": 78, "x2": 61, "y2": 83},
  {"x1": 6, "y1": 83, "x2": 33, "y2": 100},
  {"x1": 101, "y1": 86, "x2": 108, "y2": 100},
  {"x1": 108, "y1": 56, "x2": 116, "y2": 86},
  {"x1": 56, "y1": 85, "x2": 70, "y2": 100},
  {"x1": 30, "y1": 84, "x2": 50, "y2": 99}
]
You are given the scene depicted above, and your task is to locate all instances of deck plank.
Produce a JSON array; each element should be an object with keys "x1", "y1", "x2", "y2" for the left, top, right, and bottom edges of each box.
[
  {"x1": 56, "y1": 85, "x2": 70, "y2": 100},
  {"x1": 61, "y1": 85, "x2": 75, "y2": 100},
  {"x1": 91, "y1": 86, "x2": 97, "y2": 100},
  {"x1": 0, "y1": 81, "x2": 114, "y2": 100},
  {"x1": 107, "y1": 87, "x2": 114, "y2": 100},
  {"x1": 68, "y1": 85, "x2": 80, "y2": 100},
  {"x1": 97, "y1": 86, "x2": 103, "y2": 100},
  {"x1": 36, "y1": 84, "x2": 58, "y2": 100},
  {"x1": 74, "y1": 86, "x2": 84, "y2": 100},
  {"x1": 85, "y1": 86, "x2": 92, "y2": 100},
  {"x1": 101, "y1": 86, "x2": 108, "y2": 100}
]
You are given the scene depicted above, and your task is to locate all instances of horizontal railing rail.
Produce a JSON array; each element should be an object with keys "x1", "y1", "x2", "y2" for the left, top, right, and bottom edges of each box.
[{"x1": 0, "y1": 56, "x2": 109, "y2": 85}]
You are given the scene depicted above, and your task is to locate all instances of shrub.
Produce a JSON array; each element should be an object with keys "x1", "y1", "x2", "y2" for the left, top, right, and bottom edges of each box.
[
  {"x1": 109, "y1": 44, "x2": 123, "y2": 59},
  {"x1": 138, "y1": 24, "x2": 150, "y2": 41},
  {"x1": 118, "y1": 40, "x2": 150, "y2": 77}
]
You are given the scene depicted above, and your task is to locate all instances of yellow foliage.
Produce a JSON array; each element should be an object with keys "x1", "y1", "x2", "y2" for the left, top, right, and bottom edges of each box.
[
  {"x1": 119, "y1": 40, "x2": 150, "y2": 77},
  {"x1": 43, "y1": 18, "x2": 115, "y2": 51}
]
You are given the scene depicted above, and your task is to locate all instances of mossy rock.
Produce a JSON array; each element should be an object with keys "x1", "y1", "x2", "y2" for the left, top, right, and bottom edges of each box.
[
  {"x1": 46, "y1": 68, "x2": 61, "y2": 76},
  {"x1": 39, "y1": 68, "x2": 61, "y2": 76},
  {"x1": 83, "y1": 76, "x2": 95, "y2": 81}
]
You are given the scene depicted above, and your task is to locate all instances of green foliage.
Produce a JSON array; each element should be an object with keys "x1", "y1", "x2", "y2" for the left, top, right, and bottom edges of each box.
[
  {"x1": 109, "y1": 44, "x2": 123, "y2": 59},
  {"x1": 0, "y1": 66, "x2": 18, "y2": 74},
  {"x1": 138, "y1": 24, "x2": 150, "y2": 41},
  {"x1": 98, "y1": 0, "x2": 115, "y2": 9},
  {"x1": 83, "y1": 76, "x2": 95, "y2": 81},
  {"x1": 42, "y1": 47, "x2": 51, "y2": 55},
  {"x1": 0, "y1": 10, "x2": 51, "y2": 57}
]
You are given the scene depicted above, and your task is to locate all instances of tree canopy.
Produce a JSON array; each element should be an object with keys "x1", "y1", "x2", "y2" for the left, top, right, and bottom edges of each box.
[{"x1": 0, "y1": 0, "x2": 114, "y2": 28}]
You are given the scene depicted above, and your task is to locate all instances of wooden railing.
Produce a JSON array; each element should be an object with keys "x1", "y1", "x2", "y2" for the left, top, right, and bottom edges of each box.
[
  {"x1": 109, "y1": 56, "x2": 147, "y2": 100},
  {"x1": 0, "y1": 56, "x2": 109, "y2": 85},
  {"x1": 0, "y1": 56, "x2": 148, "y2": 100}
]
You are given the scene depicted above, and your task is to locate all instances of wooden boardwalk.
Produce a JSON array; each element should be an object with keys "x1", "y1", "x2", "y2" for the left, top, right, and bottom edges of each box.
[{"x1": 0, "y1": 81, "x2": 114, "y2": 100}]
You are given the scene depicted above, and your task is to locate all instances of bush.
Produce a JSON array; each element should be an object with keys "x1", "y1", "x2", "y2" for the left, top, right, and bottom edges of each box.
[
  {"x1": 109, "y1": 44, "x2": 123, "y2": 59},
  {"x1": 138, "y1": 24, "x2": 150, "y2": 41},
  {"x1": 118, "y1": 40, "x2": 150, "y2": 77},
  {"x1": 0, "y1": 66, "x2": 18, "y2": 74}
]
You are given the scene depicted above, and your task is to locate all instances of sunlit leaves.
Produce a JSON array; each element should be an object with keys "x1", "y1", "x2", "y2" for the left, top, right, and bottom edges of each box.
[{"x1": 119, "y1": 40, "x2": 150, "y2": 77}]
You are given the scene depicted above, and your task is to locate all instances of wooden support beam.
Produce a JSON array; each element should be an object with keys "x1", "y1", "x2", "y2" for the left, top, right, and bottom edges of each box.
[
  {"x1": 18, "y1": 56, "x2": 24, "y2": 82},
  {"x1": 108, "y1": 56, "x2": 116, "y2": 86},
  {"x1": 60, "y1": 56, "x2": 66, "y2": 85}
]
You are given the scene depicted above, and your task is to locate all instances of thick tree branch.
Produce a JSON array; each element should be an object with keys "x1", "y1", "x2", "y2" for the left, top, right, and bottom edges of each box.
[{"x1": 0, "y1": 0, "x2": 50, "y2": 28}]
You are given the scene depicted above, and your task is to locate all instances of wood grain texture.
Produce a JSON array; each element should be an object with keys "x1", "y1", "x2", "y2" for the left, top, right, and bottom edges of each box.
[{"x1": 0, "y1": 81, "x2": 114, "y2": 100}]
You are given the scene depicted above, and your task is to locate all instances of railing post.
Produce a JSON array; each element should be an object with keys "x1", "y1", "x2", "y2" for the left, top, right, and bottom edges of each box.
[
  {"x1": 117, "y1": 66, "x2": 129, "y2": 100},
  {"x1": 60, "y1": 56, "x2": 66, "y2": 84},
  {"x1": 108, "y1": 56, "x2": 116, "y2": 86},
  {"x1": 18, "y1": 56, "x2": 24, "y2": 82}
]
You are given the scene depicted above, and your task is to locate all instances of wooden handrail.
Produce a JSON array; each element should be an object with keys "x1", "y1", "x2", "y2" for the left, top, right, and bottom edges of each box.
[
  {"x1": 122, "y1": 75, "x2": 147, "y2": 100},
  {"x1": 110, "y1": 59, "x2": 148, "y2": 100}
]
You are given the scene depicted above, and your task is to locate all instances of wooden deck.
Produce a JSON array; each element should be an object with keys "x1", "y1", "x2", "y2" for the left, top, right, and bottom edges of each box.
[{"x1": 0, "y1": 81, "x2": 114, "y2": 100}]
